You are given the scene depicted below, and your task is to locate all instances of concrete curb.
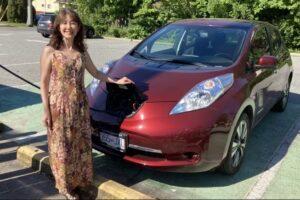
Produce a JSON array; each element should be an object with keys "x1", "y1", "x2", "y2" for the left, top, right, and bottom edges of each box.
[
  {"x1": 102, "y1": 36, "x2": 142, "y2": 42},
  {"x1": 0, "y1": 24, "x2": 11, "y2": 27},
  {"x1": 291, "y1": 52, "x2": 300, "y2": 57},
  {"x1": 16, "y1": 145, "x2": 154, "y2": 199}
]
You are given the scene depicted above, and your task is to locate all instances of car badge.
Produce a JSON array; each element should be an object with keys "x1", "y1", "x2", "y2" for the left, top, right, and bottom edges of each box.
[{"x1": 204, "y1": 80, "x2": 215, "y2": 89}]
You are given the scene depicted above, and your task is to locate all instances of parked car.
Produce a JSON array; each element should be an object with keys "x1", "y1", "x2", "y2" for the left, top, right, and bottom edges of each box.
[
  {"x1": 37, "y1": 14, "x2": 95, "y2": 38},
  {"x1": 86, "y1": 18, "x2": 293, "y2": 174}
]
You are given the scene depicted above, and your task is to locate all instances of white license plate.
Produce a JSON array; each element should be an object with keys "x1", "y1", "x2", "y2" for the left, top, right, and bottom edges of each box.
[{"x1": 99, "y1": 131, "x2": 127, "y2": 152}]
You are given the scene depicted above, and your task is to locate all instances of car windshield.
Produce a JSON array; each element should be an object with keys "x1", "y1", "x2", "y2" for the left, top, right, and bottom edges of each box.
[{"x1": 133, "y1": 24, "x2": 248, "y2": 67}]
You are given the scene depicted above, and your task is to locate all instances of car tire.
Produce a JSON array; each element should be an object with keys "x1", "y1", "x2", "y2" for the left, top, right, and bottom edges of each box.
[
  {"x1": 272, "y1": 79, "x2": 291, "y2": 112},
  {"x1": 86, "y1": 29, "x2": 94, "y2": 38},
  {"x1": 42, "y1": 33, "x2": 50, "y2": 38},
  {"x1": 218, "y1": 113, "x2": 250, "y2": 175}
]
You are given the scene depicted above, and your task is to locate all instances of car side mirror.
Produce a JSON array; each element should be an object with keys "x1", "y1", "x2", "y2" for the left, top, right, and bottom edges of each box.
[{"x1": 254, "y1": 55, "x2": 277, "y2": 70}]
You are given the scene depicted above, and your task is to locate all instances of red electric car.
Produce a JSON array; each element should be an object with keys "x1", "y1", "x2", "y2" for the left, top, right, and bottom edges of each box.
[{"x1": 86, "y1": 19, "x2": 293, "y2": 174}]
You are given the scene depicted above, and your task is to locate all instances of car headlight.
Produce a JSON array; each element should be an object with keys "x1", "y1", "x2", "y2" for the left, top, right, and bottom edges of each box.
[
  {"x1": 170, "y1": 73, "x2": 234, "y2": 115},
  {"x1": 88, "y1": 61, "x2": 116, "y2": 95}
]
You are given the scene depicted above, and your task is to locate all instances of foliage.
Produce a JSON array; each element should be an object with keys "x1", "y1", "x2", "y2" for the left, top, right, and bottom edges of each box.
[
  {"x1": 71, "y1": 0, "x2": 299, "y2": 49},
  {"x1": 107, "y1": 26, "x2": 128, "y2": 38},
  {"x1": 128, "y1": 1, "x2": 164, "y2": 39},
  {"x1": 72, "y1": 0, "x2": 143, "y2": 35},
  {"x1": 0, "y1": 0, "x2": 8, "y2": 21},
  {"x1": 7, "y1": 0, "x2": 26, "y2": 23}
]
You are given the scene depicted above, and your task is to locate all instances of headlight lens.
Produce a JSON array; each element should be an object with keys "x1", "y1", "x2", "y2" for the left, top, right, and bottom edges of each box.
[
  {"x1": 170, "y1": 73, "x2": 234, "y2": 115},
  {"x1": 88, "y1": 61, "x2": 115, "y2": 95}
]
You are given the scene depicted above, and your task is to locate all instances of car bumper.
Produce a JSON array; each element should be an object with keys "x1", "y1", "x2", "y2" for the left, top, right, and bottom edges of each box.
[
  {"x1": 37, "y1": 27, "x2": 53, "y2": 35},
  {"x1": 91, "y1": 101, "x2": 236, "y2": 172}
]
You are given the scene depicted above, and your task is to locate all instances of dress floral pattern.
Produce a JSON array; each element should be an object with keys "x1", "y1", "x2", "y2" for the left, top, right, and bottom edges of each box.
[{"x1": 47, "y1": 50, "x2": 93, "y2": 194}]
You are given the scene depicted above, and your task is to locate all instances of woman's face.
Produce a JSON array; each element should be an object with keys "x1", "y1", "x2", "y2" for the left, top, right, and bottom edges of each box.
[{"x1": 59, "y1": 14, "x2": 79, "y2": 40}]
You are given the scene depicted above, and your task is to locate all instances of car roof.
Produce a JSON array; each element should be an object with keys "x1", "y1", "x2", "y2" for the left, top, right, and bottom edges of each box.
[{"x1": 172, "y1": 18, "x2": 271, "y2": 29}]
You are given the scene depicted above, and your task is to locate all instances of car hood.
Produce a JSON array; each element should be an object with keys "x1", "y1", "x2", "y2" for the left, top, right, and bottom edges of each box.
[{"x1": 89, "y1": 55, "x2": 231, "y2": 104}]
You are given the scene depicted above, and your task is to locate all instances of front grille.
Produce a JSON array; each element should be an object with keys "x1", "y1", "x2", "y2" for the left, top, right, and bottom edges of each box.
[{"x1": 90, "y1": 118, "x2": 120, "y2": 133}]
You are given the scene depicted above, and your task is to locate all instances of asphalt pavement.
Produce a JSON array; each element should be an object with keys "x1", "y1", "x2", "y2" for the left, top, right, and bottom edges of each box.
[{"x1": 0, "y1": 26, "x2": 300, "y2": 199}]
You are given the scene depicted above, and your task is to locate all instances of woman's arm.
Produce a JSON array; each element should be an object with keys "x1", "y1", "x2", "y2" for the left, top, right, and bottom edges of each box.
[
  {"x1": 40, "y1": 46, "x2": 53, "y2": 129},
  {"x1": 83, "y1": 51, "x2": 134, "y2": 85}
]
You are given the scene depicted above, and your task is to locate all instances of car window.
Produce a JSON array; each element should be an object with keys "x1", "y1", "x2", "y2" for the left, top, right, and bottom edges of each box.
[
  {"x1": 39, "y1": 15, "x2": 54, "y2": 22},
  {"x1": 135, "y1": 25, "x2": 247, "y2": 67},
  {"x1": 149, "y1": 27, "x2": 185, "y2": 55},
  {"x1": 249, "y1": 27, "x2": 270, "y2": 64},
  {"x1": 268, "y1": 27, "x2": 282, "y2": 54}
]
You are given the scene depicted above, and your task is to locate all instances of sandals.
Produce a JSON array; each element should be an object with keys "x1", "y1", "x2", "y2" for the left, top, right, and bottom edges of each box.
[{"x1": 63, "y1": 193, "x2": 79, "y2": 200}]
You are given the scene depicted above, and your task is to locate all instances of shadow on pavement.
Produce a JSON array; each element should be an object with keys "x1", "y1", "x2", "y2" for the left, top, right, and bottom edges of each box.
[
  {"x1": 0, "y1": 123, "x2": 12, "y2": 133},
  {"x1": 0, "y1": 131, "x2": 47, "y2": 164},
  {"x1": 0, "y1": 84, "x2": 41, "y2": 113},
  {"x1": 0, "y1": 169, "x2": 60, "y2": 199},
  {"x1": 91, "y1": 92, "x2": 300, "y2": 189}
]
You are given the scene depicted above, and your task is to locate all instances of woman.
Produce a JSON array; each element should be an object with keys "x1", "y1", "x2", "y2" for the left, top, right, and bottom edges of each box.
[{"x1": 40, "y1": 9, "x2": 133, "y2": 199}]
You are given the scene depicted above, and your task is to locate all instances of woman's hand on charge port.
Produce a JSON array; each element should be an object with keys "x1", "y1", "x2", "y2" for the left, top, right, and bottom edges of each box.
[{"x1": 115, "y1": 77, "x2": 135, "y2": 85}]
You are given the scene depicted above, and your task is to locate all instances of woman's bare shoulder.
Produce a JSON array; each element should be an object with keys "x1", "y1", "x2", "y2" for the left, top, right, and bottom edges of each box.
[{"x1": 42, "y1": 45, "x2": 55, "y2": 55}]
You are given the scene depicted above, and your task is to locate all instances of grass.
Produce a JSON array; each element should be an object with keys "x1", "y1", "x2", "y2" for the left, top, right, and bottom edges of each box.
[
  {"x1": 0, "y1": 21, "x2": 33, "y2": 28},
  {"x1": 290, "y1": 49, "x2": 300, "y2": 54}
]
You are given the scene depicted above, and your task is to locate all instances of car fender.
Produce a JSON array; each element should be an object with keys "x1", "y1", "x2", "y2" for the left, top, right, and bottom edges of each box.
[{"x1": 221, "y1": 97, "x2": 256, "y2": 160}]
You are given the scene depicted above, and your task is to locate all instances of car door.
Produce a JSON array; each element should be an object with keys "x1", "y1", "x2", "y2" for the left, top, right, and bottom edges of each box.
[
  {"x1": 266, "y1": 25, "x2": 290, "y2": 102},
  {"x1": 248, "y1": 26, "x2": 276, "y2": 122}
]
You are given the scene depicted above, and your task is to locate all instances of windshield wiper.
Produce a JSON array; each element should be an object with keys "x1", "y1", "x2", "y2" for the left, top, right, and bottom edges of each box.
[
  {"x1": 131, "y1": 50, "x2": 151, "y2": 60},
  {"x1": 164, "y1": 59, "x2": 208, "y2": 67}
]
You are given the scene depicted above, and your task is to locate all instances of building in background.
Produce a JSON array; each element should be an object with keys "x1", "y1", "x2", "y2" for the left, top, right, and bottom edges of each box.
[{"x1": 32, "y1": 0, "x2": 70, "y2": 15}]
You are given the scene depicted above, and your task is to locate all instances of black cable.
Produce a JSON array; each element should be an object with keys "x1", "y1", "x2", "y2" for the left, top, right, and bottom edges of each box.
[{"x1": 0, "y1": 64, "x2": 40, "y2": 89}]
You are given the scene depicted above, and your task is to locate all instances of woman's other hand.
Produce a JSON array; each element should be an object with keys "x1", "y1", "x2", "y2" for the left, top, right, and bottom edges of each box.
[
  {"x1": 116, "y1": 77, "x2": 135, "y2": 85},
  {"x1": 43, "y1": 111, "x2": 52, "y2": 130}
]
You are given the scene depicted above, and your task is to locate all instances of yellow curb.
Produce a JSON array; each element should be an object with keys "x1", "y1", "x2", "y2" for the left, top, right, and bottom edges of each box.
[
  {"x1": 17, "y1": 145, "x2": 155, "y2": 199},
  {"x1": 17, "y1": 145, "x2": 45, "y2": 167},
  {"x1": 95, "y1": 175, "x2": 152, "y2": 199}
]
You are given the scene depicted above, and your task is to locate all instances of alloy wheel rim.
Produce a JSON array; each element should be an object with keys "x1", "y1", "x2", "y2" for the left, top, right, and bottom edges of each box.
[
  {"x1": 282, "y1": 82, "x2": 290, "y2": 106},
  {"x1": 231, "y1": 120, "x2": 248, "y2": 168}
]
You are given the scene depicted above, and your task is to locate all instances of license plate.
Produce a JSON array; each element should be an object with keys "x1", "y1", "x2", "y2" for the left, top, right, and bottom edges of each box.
[{"x1": 99, "y1": 131, "x2": 127, "y2": 152}]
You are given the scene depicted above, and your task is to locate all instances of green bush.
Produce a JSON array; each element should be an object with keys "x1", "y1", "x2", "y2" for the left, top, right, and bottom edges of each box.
[
  {"x1": 0, "y1": 0, "x2": 8, "y2": 21},
  {"x1": 74, "y1": 0, "x2": 299, "y2": 49},
  {"x1": 128, "y1": 2, "x2": 165, "y2": 39},
  {"x1": 7, "y1": 0, "x2": 26, "y2": 23},
  {"x1": 128, "y1": 25, "x2": 149, "y2": 39},
  {"x1": 107, "y1": 26, "x2": 128, "y2": 38}
]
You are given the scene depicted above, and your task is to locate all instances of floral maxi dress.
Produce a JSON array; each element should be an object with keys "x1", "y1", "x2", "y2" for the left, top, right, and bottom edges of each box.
[{"x1": 47, "y1": 51, "x2": 93, "y2": 194}]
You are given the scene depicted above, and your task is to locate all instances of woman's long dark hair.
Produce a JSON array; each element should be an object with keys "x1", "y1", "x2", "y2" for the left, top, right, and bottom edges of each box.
[{"x1": 48, "y1": 9, "x2": 86, "y2": 53}]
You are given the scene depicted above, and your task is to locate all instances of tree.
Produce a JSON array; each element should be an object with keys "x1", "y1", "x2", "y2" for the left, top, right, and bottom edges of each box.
[
  {"x1": 71, "y1": 0, "x2": 299, "y2": 49},
  {"x1": 0, "y1": 0, "x2": 8, "y2": 21},
  {"x1": 253, "y1": 0, "x2": 300, "y2": 49},
  {"x1": 7, "y1": 0, "x2": 26, "y2": 23}
]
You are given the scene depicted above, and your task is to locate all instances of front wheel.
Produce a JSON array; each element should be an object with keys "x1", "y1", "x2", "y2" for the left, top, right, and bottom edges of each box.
[
  {"x1": 42, "y1": 33, "x2": 50, "y2": 38},
  {"x1": 86, "y1": 29, "x2": 95, "y2": 38},
  {"x1": 218, "y1": 113, "x2": 250, "y2": 175},
  {"x1": 272, "y1": 80, "x2": 291, "y2": 112}
]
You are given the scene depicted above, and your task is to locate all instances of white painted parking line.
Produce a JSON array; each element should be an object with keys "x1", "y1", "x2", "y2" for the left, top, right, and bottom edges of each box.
[
  {"x1": 0, "y1": 131, "x2": 47, "y2": 145},
  {"x1": 26, "y1": 39, "x2": 48, "y2": 44},
  {"x1": 2, "y1": 61, "x2": 39, "y2": 66},
  {"x1": 0, "y1": 44, "x2": 3, "y2": 46},
  {"x1": 0, "y1": 81, "x2": 40, "y2": 92},
  {"x1": 0, "y1": 33, "x2": 12, "y2": 36},
  {"x1": 0, "y1": 53, "x2": 8, "y2": 56},
  {"x1": 245, "y1": 119, "x2": 300, "y2": 199}
]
